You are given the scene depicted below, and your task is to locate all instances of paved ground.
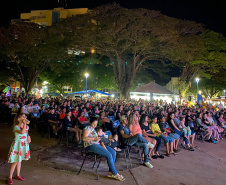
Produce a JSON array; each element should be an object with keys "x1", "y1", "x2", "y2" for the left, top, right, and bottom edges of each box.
[{"x1": 0, "y1": 123, "x2": 226, "y2": 185}]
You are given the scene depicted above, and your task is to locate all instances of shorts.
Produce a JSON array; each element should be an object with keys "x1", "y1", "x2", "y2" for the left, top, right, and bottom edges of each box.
[
  {"x1": 159, "y1": 134, "x2": 174, "y2": 143},
  {"x1": 168, "y1": 133, "x2": 180, "y2": 140}
]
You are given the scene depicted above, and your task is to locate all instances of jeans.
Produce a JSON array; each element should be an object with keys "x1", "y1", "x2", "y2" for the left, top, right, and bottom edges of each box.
[
  {"x1": 159, "y1": 134, "x2": 174, "y2": 143},
  {"x1": 86, "y1": 144, "x2": 117, "y2": 175},
  {"x1": 80, "y1": 123, "x2": 89, "y2": 130},
  {"x1": 123, "y1": 134, "x2": 149, "y2": 162},
  {"x1": 174, "y1": 129, "x2": 189, "y2": 144},
  {"x1": 168, "y1": 133, "x2": 180, "y2": 140},
  {"x1": 150, "y1": 136, "x2": 162, "y2": 152}
]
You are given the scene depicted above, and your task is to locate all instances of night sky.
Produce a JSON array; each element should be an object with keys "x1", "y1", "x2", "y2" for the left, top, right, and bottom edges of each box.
[
  {"x1": 1, "y1": 0, "x2": 226, "y2": 36},
  {"x1": 1, "y1": 0, "x2": 225, "y2": 85}
]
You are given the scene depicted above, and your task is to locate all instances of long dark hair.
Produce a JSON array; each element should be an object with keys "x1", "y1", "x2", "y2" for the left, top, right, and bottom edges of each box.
[{"x1": 139, "y1": 114, "x2": 148, "y2": 126}]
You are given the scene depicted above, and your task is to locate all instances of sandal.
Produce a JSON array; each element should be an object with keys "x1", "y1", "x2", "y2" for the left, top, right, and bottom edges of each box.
[
  {"x1": 166, "y1": 153, "x2": 171, "y2": 157},
  {"x1": 170, "y1": 152, "x2": 177, "y2": 156},
  {"x1": 114, "y1": 147, "x2": 122, "y2": 152},
  {"x1": 108, "y1": 174, "x2": 125, "y2": 181},
  {"x1": 148, "y1": 155, "x2": 153, "y2": 161},
  {"x1": 181, "y1": 143, "x2": 187, "y2": 149},
  {"x1": 157, "y1": 154, "x2": 164, "y2": 159},
  {"x1": 15, "y1": 176, "x2": 25, "y2": 181}
]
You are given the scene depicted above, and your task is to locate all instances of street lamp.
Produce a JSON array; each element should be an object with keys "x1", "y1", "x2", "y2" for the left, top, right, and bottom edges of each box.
[
  {"x1": 223, "y1": 89, "x2": 226, "y2": 97},
  {"x1": 85, "y1": 73, "x2": 89, "y2": 96},
  {"x1": 195, "y1": 78, "x2": 200, "y2": 104}
]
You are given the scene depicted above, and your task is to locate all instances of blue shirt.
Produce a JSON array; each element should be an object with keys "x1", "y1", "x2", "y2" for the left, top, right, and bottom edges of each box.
[{"x1": 118, "y1": 124, "x2": 131, "y2": 142}]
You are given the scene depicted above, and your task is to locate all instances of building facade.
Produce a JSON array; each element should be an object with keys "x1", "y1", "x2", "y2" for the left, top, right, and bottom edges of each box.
[
  {"x1": 20, "y1": 7, "x2": 88, "y2": 26},
  {"x1": 165, "y1": 77, "x2": 180, "y2": 95}
]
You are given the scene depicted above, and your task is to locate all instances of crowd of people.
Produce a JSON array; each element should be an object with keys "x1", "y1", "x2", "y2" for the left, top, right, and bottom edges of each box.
[{"x1": 1, "y1": 92, "x2": 226, "y2": 182}]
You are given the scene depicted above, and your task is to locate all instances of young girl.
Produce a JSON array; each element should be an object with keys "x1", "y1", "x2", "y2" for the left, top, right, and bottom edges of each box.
[
  {"x1": 179, "y1": 117, "x2": 191, "y2": 138},
  {"x1": 7, "y1": 113, "x2": 31, "y2": 185}
]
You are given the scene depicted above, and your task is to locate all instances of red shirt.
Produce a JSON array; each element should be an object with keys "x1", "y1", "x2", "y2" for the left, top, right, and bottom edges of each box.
[
  {"x1": 79, "y1": 116, "x2": 86, "y2": 122},
  {"x1": 59, "y1": 113, "x2": 65, "y2": 120}
]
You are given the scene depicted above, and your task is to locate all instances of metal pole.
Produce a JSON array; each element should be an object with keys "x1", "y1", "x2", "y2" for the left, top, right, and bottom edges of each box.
[
  {"x1": 197, "y1": 81, "x2": 199, "y2": 104},
  {"x1": 86, "y1": 77, "x2": 88, "y2": 95}
]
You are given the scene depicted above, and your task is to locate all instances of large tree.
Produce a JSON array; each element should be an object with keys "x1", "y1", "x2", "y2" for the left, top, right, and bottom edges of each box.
[
  {"x1": 56, "y1": 3, "x2": 204, "y2": 99},
  {"x1": 0, "y1": 22, "x2": 69, "y2": 94},
  {"x1": 172, "y1": 30, "x2": 226, "y2": 101},
  {"x1": 40, "y1": 59, "x2": 117, "y2": 93}
]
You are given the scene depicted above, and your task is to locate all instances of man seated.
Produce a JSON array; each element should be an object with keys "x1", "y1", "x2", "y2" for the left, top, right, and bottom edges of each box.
[
  {"x1": 118, "y1": 115, "x2": 154, "y2": 168},
  {"x1": 48, "y1": 107, "x2": 62, "y2": 137}
]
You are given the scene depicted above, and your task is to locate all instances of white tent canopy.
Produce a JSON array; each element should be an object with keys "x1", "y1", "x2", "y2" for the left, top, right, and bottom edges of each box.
[{"x1": 130, "y1": 82, "x2": 179, "y2": 102}]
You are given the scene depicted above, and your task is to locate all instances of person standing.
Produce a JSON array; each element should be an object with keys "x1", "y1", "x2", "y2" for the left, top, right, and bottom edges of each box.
[{"x1": 7, "y1": 113, "x2": 31, "y2": 185}]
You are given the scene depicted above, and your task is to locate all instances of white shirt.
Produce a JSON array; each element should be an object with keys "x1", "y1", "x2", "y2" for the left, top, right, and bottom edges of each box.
[
  {"x1": 9, "y1": 103, "x2": 20, "y2": 109},
  {"x1": 31, "y1": 105, "x2": 41, "y2": 112},
  {"x1": 22, "y1": 105, "x2": 30, "y2": 114}
]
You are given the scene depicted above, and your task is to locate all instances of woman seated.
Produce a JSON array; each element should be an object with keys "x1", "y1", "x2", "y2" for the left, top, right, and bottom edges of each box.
[
  {"x1": 100, "y1": 111, "x2": 112, "y2": 131},
  {"x1": 94, "y1": 106, "x2": 100, "y2": 114},
  {"x1": 59, "y1": 108, "x2": 66, "y2": 122},
  {"x1": 140, "y1": 114, "x2": 164, "y2": 159},
  {"x1": 196, "y1": 113, "x2": 212, "y2": 141},
  {"x1": 72, "y1": 106, "x2": 79, "y2": 120},
  {"x1": 128, "y1": 113, "x2": 156, "y2": 160},
  {"x1": 179, "y1": 117, "x2": 192, "y2": 140},
  {"x1": 168, "y1": 113, "x2": 194, "y2": 151},
  {"x1": 82, "y1": 117, "x2": 125, "y2": 181},
  {"x1": 64, "y1": 110, "x2": 83, "y2": 145},
  {"x1": 203, "y1": 113, "x2": 222, "y2": 142},
  {"x1": 78, "y1": 111, "x2": 89, "y2": 130},
  {"x1": 218, "y1": 113, "x2": 226, "y2": 129}
]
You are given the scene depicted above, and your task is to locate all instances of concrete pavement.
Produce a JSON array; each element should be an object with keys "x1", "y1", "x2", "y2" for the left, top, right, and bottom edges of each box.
[{"x1": 0, "y1": 123, "x2": 226, "y2": 185}]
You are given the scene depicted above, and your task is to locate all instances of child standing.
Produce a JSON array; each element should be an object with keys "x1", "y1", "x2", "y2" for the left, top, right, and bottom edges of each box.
[{"x1": 7, "y1": 113, "x2": 31, "y2": 185}]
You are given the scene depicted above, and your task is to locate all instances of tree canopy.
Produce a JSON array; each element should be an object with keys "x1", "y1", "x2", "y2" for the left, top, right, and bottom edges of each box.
[
  {"x1": 0, "y1": 4, "x2": 226, "y2": 99},
  {"x1": 56, "y1": 3, "x2": 205, "y2": 99}
]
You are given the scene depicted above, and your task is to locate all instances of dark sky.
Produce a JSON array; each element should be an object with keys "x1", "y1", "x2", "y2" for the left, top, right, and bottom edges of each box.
[
  {"x1": 1, "y1": 0, "x2": 225, "y2": 84},
  {"x1": 1, "y1": 0, "x2": 226, "y2": 36}
]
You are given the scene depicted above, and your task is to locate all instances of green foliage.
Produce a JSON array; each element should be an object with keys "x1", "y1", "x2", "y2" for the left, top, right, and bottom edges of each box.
[
  {"x1": 40, "y1": 56, "x2": 116, "y2": 93},
  {"x1": 55, "y1": 3, "x2": 204, "y2": 99},
  {"x1": 188, "y1": 77, "x2": 224, "y2": 98},
  {"x1": 0, "y1": 22, "x2": 70, "y2": 93}
]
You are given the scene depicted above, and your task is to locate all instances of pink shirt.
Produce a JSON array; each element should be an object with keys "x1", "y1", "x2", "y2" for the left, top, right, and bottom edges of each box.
[{"x1": 131, "y1": 122, "x2": 142, "y2": 135}]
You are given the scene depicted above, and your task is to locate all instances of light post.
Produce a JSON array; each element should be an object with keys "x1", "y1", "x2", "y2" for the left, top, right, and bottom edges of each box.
[
  {"x1": 85, "y1": 73, "x2": 89, "y2": 96},
  {"x1": 195, "y1": 78, "x2": 200, "y2": 104}
]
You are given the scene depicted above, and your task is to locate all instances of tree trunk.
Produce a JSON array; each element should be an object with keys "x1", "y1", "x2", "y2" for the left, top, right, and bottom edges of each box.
[
  {"x1": 107, "y1": 52, "x2": 140, "y2": 100},
  {"x1": 22, "y1": 69, "x2": 39, "y2": 95}
]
